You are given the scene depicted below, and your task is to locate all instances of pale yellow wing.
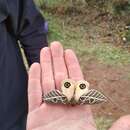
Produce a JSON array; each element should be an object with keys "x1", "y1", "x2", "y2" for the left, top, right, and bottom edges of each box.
[
  {"x1": 61, "y1": 79, "x2": 75, "y2": 102},
  {"x1": 74, "y1": 80, "x2": 90, "y2": 102}
]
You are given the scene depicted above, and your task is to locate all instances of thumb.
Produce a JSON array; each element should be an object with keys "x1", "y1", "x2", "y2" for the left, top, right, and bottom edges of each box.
[
  {"x1": 109, "y1": 115, "x2": 130, "y2": 130},
  {"x1": 28, "y1": 63, "x2": 42, "y2": 112}
]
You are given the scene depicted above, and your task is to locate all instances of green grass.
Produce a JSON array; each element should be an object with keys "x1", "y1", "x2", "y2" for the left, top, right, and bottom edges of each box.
[
  {"x1": 42, "y1": 12, "x2": 130, "y2": 67},
  {"x1": 86, "y1": 44, "x2": 130, "y2": 66},
  {"x1": 95, "y1": 117, "x2": 114, "y2": 130},
  {"x1": 35, "y1": 0, "x2": 67, "y2": 8}
]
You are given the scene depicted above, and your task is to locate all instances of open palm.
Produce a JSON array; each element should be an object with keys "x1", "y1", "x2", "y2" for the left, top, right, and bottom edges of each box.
[{"x1": 27, "y1": 42, "x2": 130, "y2": 130}]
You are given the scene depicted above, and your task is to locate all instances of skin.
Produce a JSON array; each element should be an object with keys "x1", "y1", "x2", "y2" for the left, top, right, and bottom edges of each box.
[{"x1": 27, "y1": 41, "x2": 130, "y2": 130}]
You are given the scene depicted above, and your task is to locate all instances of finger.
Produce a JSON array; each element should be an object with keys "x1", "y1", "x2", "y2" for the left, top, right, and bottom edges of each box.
[
  {"x1": 28, "y1": 63, "x2": 42, "y2": 112},
  {"x1": 50, "y1": 41, "x2": 68, "y2": 89},
  {"x1": 64, "y1": 49, "x2": 83, "y2": 81},
  {"x1": 40, "y1": 47, "x2": 55, "y2": 94},
  {"x1": 109, "y1": 115, "x2": 130, "y2": 130},
  {"x1": 64, "y1": 49, "x2": 95, "y2": 126}
]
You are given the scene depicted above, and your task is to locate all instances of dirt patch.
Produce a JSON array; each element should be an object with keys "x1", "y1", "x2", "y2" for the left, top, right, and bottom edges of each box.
[{"x1": 83, "y1": 60, "x2": 130, "y2": 119}]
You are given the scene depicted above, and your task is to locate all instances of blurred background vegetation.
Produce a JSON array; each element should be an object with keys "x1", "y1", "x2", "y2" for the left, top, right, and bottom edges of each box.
[
  {"x1": 32, "y1": 0, "x2": 130, "y2": 130},
  {"x1": 35, "y1": 0, "x2": 130, "y2": 65}
]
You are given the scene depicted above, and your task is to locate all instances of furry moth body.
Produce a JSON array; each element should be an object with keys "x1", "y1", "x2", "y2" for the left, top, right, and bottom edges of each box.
[{"x1": 43, "y1": 79, "x2": 107, "y2": 105}]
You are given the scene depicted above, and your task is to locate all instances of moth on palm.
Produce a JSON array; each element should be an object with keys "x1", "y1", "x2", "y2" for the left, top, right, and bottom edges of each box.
[{"x1": 43, "y1": 79, "x2": 107, "y2": 105}]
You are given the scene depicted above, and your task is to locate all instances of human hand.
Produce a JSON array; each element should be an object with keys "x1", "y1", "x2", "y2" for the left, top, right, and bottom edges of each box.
[
  {"x1": 27, "y1": 42, "x2": 96, "y2": 130},
  {"x1": 26, "y1": 41, "x2": 130, "y2": 130},
  {"x1": 109, "y1": 115, "x2": 130, "y2": 130}
]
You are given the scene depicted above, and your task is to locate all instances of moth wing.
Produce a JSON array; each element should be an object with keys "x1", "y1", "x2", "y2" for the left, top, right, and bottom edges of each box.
[
  {"x1": 79, "y1": 89, "x2": 107, "y2": 105},
  {"x1": 43, "y1": 90, "x2": 68, "y2": 104},
  {"x1": 61, "y1": 79, "x2": 75, "y2": 101},
  {"x1": 74, "y1": 80, "x2": 90, "y2": 102}
]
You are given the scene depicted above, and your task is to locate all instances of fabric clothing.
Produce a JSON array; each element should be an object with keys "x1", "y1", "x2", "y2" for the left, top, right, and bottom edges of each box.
[{"x1": 0, "y1": 0, "x2": 47, "y2": 129}]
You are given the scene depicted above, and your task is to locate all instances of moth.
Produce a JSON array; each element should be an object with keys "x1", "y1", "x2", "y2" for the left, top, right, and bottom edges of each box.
[{"x1": 43, "y1": 79, "x2": 107, "y2": 105}]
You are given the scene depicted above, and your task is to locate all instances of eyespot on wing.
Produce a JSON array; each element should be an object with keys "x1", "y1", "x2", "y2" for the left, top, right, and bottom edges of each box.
[
  {"x1": 74, "y1": 80, "x2": 90, "y2": 102},
  {"x1": 61, "y1": 79, "x2": 75, "y2": 101}
]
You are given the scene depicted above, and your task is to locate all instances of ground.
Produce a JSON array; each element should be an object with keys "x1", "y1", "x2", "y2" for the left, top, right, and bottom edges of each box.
[
  {"x1": 33, "y1": 1, "x2": 130, "y2": 129},
  {"x1": 84, "y1": 60, "x2": 130, "y2": 118}
]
